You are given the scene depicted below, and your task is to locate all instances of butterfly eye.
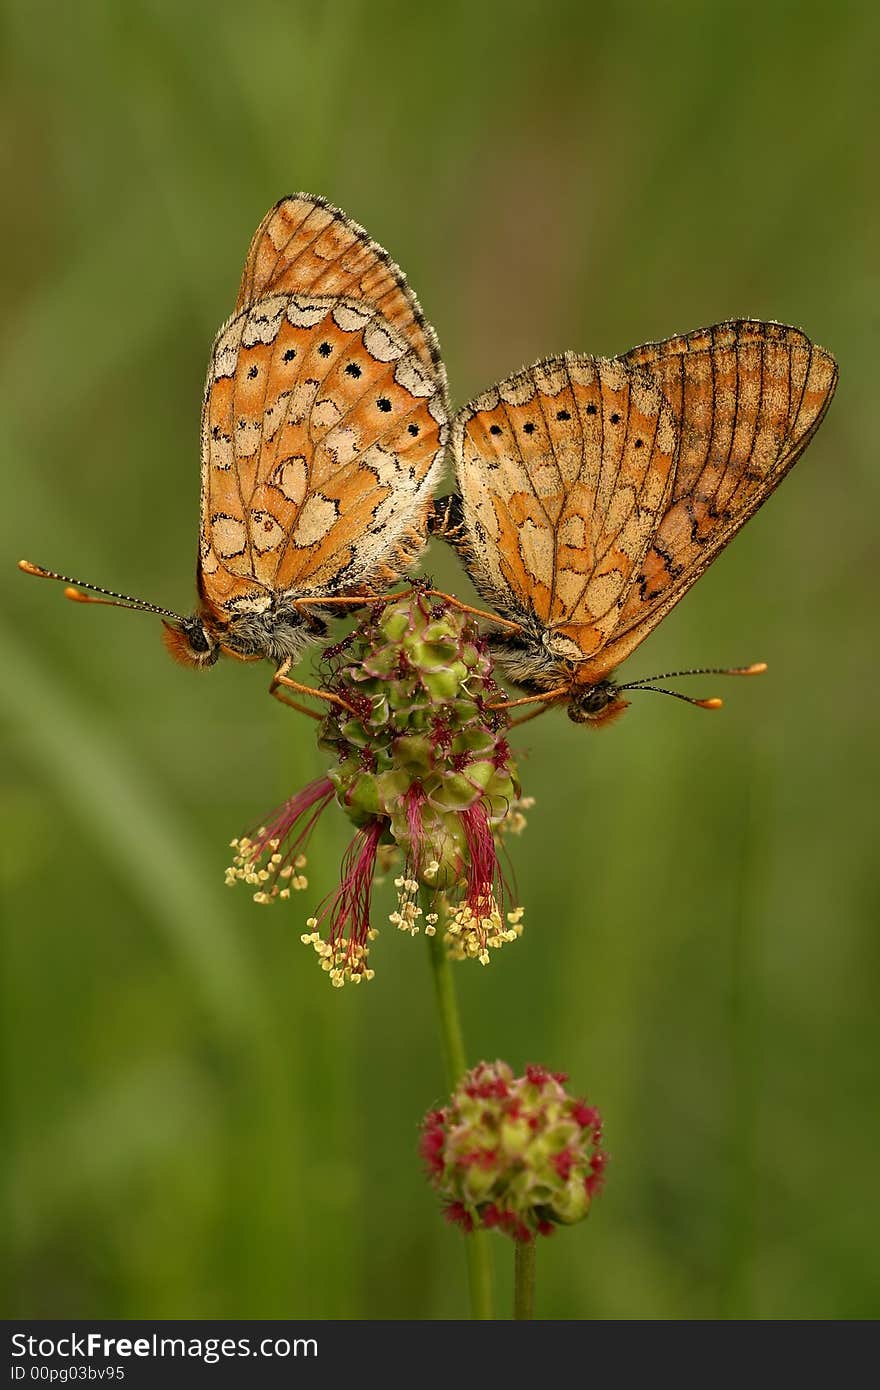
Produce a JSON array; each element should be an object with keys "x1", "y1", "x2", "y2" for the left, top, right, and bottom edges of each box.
[
  {"x1": 162, "y1": 616, "x2": 219, "y2": 668},
  {"x1": 186, "y1": 620, "x2": 212, "y2": 653},
  {"x1": 583, "y1": 685, "x2": 613, "y2": 713},
  {"x1": 567, "y1": 682, "x2": 625, "y2": 725}
]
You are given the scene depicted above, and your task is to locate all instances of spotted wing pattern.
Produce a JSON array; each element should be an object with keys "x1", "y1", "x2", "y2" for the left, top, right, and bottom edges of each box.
[
  {"x1": 199, "y1": 293, "x2": 447, "y2": 619},
  {"x1": 453, "y1": 354, "x2": 679, "y2": 665},
  {"x1": 235, "y1": 194, "x2": 444, "y2": 384},
  {"x1": 591, "y1": 319, "x2": 838, "y2": 672}
]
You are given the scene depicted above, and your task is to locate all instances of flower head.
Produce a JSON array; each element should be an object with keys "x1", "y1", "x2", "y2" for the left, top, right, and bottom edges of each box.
[
  {"x1": 226, "y1": 590, "x2": 529, "y2": 984},
  {"x1": 421, "y1": 1061, "x2": 607, "y2": 1242}
]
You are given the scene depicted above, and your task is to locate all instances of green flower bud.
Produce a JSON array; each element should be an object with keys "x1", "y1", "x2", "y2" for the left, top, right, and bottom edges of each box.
[
  {"x1": 226, "y1": 589, "x2": 532, "y2": 985},
  {"x1": 420, "y1": 1062, "x2": 607, "y2": 1242}
]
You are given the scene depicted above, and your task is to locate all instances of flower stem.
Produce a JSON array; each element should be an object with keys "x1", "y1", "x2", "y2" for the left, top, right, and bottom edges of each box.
[
  {"x1": 426, "y1": 923, "x2": 467, "y2": 1086},
  {"x1": 513, "y1": 1239, "x2": 536, "y2": 1319},
  {"x1": 424, "y1": 897, "x2": 494, "y2": 1320}
]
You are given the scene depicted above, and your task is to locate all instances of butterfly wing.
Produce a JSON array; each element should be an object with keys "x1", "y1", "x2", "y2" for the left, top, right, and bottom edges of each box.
[
  {"x1": 591, "y1": 319, "x2": 838, "y2": 672},
  {"x1": 199, "y1": 293, "x2": 448, "y2": 620},
  {"x1": 453, "y1": 354, "x2": 679, "y2": 665},
  {"x1": 235, "y1": 195, "x2": 445, "y2": 385}
]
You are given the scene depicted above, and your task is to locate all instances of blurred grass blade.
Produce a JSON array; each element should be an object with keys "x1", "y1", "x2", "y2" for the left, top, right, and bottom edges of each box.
[{"x1": 0, "y1": 613, "x2": 261, "y2": 1031}]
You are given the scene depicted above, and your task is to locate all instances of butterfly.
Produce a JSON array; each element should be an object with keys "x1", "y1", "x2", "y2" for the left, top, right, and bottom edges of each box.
[
  {"x1": 20, "y1": 194, "x2": 449, "y2": 716},
  {"x1": 430, "y1": 320, "x2": 837, "y2": 725}
]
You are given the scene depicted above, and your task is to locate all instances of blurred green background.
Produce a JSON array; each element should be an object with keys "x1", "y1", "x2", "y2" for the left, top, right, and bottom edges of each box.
[{"x1": 3, "y1": 0, "x2": 878, "y2": 1320}]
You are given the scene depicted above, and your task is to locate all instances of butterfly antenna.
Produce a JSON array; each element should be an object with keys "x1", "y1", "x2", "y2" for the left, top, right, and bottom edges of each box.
[
  {"x1": 626, "y1": 684, "x2": 724, "y2": 711},
  {"x1": 619, "y1": 662, "x2": 766, "y2": 708},
  {"x1": 18, "y1": 560, "x2": 185, "y2": 622},
  {"x1": 621, "y1": 663, "x2": 767, "y2": 687}
]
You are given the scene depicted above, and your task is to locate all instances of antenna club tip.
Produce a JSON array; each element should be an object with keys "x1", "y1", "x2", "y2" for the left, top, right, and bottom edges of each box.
[
  {"x1": 745, "y1": 662, "x2": 768, "y2": 675},
  {"x1": 64, "y1": 586, "x2": 90, "y2": 603},
  {"x1": 18, "y1": 559, "x2": 45, "y2": 577},
  {"x1": 699, "y1": 697, "x2": 724, "y2": 710}
]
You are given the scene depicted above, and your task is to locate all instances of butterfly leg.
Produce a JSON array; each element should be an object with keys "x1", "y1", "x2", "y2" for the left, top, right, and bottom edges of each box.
[
  {"x1": 290, "y1": 591, "x2": 416, "y2": 612},
  {"x1": 269, "y1": 687, "x2": 323, "y2": 720},
  {"x1": 270, "y1": 660, "x2": 359, "y2": 718},
  {"x1": 425, "y1": 500, "x2": 524, "y2": 632},
  {"x1": 419, "y1": 590, "x2": 523, "y2": 633},
  {"x1": 290, "y1": 576, "x2": 521, "y2": 635},
  {"x1": 509, "y1": 702, "x2": 554, "y2": 728},
  {"x1": 487, "y1": 686, "x2": 569, "y2": 712},
  {"x1": 427, "y1": 494, "x2": 468, "y2": 546},
  {"x1": 291, "y1": 587, "x2": 520, "y2": 632}
]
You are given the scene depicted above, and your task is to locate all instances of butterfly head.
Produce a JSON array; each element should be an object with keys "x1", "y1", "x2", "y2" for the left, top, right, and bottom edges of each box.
[
  {"x1": 161, "y1": 612, "x2": 221, "y2": 668},
  {"x1": 551, "y1": 663, "x2": 768, "y2": 725},
  {"x1": 566, "y1": 680, "x2": 630, "y2": 727}
]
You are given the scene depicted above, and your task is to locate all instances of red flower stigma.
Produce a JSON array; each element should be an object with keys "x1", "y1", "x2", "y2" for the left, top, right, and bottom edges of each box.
[
  {"x1": 316, "y1": 819, "x2": 384, "y2": 958},
  {"x1": 444, "y1": 1201, "x2": 474, "y2": 1233},
  {"x1": 572, "y1": 1101, "x2": 601, "y2": 1130},
  {"x1": 459, "y1": 1148, "x2": 497, "y2": 1171},
  {"x1": 429, "y1": 717, "x2": 453, "y2": 753},
  {"x1": 461, "y1": 800, "x2": 499, "y2": 917},
  {"x1": 586, "y1": 1150, "x2": 609, "y2": 1196},
  {"x1": 419, "y1": 1124, "x2": 446, "y2": 1176},
  {"x1": 492, "y1": 738, "x2": 511, "y2": 768},
  {"x1": 227, "y1": 778, "x2": 335, "y2": 902},
  {"x1": 552, "y1": 1148, "x2": 576, "y2": 1181},
  {"x1": 404, "y1": 783, "x2": 427, "y2": 875},
  {"x1": 247, "y1": 778, "x2": 334, "y2": 863}
]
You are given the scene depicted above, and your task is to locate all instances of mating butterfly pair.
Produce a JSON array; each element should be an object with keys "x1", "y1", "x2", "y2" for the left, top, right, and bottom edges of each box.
[{"x1": 20, "y1": 195, "x2": 838, "y2": 726}]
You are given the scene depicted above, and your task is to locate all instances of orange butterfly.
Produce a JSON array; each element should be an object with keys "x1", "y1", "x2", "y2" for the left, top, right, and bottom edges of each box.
[
  {"x1": 432, "y1": 321, "x2": 837, "y2": 725},
  {"x1": 20, "y1": 195, "x2": 448, "y2": 715}
]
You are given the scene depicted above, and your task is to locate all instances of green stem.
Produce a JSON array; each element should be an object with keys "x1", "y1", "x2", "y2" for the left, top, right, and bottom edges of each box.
[
  {"x1": 513, "y1": 1239, "x2": 536, "y2": 1319},
  {"x1": 426, "y1": 924, "x2": 467, "y2": 1086},
  {"x1": 424, "y1": 900, "x2": 494, "y2": 1320}
]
